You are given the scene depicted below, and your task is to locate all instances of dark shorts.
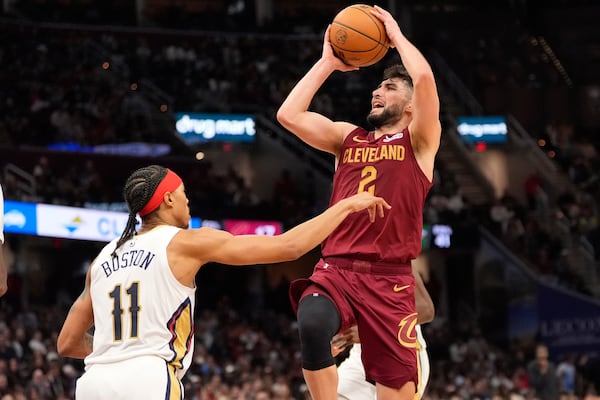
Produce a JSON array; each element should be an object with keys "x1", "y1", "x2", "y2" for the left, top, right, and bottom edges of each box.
[{"x1": 289, "y1": 257, "x2": 418, "y2": 390}]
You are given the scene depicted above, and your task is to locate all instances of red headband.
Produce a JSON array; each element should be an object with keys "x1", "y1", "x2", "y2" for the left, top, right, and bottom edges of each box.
[{"x1": 138, "y1": 169, "x2": 183, "y2": 217}]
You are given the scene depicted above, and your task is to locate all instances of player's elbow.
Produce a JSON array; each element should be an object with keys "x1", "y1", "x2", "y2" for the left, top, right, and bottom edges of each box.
[
  {"x1": 285, "y1": 245, "x2": 305, "y2": 262},
  {"x1": 56, "y1": 335, "x2": 70, "y2": 357},
  {"x1": 278, "y1": 238, "x2": 306, "y2": 261},
  {"x1": 57, "y1": 332, "x2": 78, "y2": 358},
  {"x1": 276, "y1": 107, "x2": 299, "y2": 130},
  {"x1": 276, "y1": 108, "x2": 290, "y2": 127}
]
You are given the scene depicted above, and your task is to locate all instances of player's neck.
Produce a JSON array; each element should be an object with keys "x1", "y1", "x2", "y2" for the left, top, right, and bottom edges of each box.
[
  {"x1": 372, "y1": 115, "x2": 410, "y2": 139},
  {"x1": 374, "y1": 124, "x2": 407, "y2": 139},
  {"x1": 138, "y1": 218, "x2": 171, "y2": 234}
]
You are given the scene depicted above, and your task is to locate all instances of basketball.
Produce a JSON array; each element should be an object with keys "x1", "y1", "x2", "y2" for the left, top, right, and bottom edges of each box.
[{"x1": 329, "y1": 4, "x2": 390, "y2": 67}]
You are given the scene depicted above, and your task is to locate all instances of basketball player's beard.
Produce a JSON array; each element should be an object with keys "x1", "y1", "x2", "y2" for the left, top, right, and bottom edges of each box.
[{"x1": 366, "y1": 106, "x2": 401, "y2": 128}]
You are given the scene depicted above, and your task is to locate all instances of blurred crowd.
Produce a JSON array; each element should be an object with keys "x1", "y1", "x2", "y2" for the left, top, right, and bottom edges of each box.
[
  {"x1": 1, "y1": 21, "x2": 597, "y2": 286},
  {"x1": 0, "y1": 292, "x2": 599, "y2": 400}
]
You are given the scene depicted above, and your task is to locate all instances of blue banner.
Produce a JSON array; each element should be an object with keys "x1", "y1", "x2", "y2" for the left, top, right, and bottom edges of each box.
[
  {"x1": 47, "y1": 142, "x2": 171, "y2": 157},
  {"x1": 3, "y1": 201, "x2": 279, "y2": 242},
  {"x1": 3, "y1": 201, "x2": 37, "y2": 235},
  {"x1": 538, "y1": 284, "x2": 600, "y2": 357}
]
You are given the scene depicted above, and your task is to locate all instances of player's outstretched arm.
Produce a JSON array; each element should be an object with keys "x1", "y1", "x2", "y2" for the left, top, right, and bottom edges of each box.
[
  {"x1": 177, "y1": 192, "x2": 391, "y2": 268},
  {"x1": 371, "y1": 6, "x2": 441, "y2": 165}
]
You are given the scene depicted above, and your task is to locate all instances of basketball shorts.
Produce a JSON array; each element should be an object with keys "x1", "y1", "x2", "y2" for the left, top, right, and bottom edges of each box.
[
  {"x1": 76, "y1": 356, "x2": 184, "y2": 400},
  {"x1": 290, "y1": 257, "x2": 418, "y2": 389}
]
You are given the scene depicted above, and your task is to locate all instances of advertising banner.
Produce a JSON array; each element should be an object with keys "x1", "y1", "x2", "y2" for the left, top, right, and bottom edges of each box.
[
  {"x1": 3, "y1": 201, "x2": 37, "y2": 235},
  {"x1": 538, "y1": 284, "x2": 600, "y2": 357},
  {"x1": 223, "y1": 220, "x2": 282, "y2": 236},
  {"x1": 4, "y1": 201, "x2": 202, "y2": 242},
  {"x1": 457, "y1": 116, "x2": 507, "y2": 143}
]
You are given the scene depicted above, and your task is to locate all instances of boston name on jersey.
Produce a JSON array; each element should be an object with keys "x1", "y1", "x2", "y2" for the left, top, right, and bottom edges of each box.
[{"x1": 100, "y1": 249, "x2": 156, "y2": 278}]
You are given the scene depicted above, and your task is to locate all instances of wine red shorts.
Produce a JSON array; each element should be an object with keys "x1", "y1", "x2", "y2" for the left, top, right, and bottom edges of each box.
[{"x1": 289, "y1": 257, "x2": 419, "y2": 390}]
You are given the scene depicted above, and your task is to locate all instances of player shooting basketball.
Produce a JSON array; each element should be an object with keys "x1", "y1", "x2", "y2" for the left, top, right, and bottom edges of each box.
[{"x1": 277, "y1": 5, "x2": 441, "y2": 400}]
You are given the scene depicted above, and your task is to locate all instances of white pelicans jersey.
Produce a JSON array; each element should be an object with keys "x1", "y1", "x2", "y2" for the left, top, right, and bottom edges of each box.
[{"x1": 85, "y1": 225, "x2": 196, "y2": 380}]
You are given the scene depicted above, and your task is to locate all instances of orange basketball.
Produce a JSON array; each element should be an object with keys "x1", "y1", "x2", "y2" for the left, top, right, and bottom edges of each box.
[{"x1": 329, "y1": 4, "x2": 390, "y2": 67}]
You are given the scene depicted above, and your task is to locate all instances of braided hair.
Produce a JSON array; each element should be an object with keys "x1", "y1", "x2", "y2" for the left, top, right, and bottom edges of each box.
[{"x1": 111, "y1": 165, "x2": 168, "y2": 257}]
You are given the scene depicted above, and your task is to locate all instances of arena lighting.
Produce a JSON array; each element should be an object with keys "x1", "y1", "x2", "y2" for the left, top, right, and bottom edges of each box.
[
  {"x1": 430, "y1": 224, "x2": 453, "y2": 249},
  {"x1": 47, "y1": 142, "x2": 171, "y2": 157}
]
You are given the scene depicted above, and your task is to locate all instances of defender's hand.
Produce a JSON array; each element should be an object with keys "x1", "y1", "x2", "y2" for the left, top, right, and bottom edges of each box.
[
  {"x1": 331, "y1": 325, "x2": 360, "y2": 356},
  {"x1": 343, "y1": 192, "x2": 391, "y2": 222}
]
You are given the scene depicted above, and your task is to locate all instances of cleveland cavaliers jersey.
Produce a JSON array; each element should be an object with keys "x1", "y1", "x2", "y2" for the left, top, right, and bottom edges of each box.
[
  {"x1": 85, "y1": 225, "x2": 196, "y2": 379},
  {"x1": 322, "y1": 127, "x2": 432, "y2": 264}
]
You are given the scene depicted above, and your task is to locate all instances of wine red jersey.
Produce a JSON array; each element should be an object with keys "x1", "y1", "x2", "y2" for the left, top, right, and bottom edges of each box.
[{"x1": 321, "y1": 126, "x2": 432, "y2": 264}]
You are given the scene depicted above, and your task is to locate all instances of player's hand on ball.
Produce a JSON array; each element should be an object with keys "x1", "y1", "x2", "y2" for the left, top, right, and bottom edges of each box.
[
  {"x1": 371, "y1": 5, "x2": 402, "y2": 47},
  {"x1": 323, "y1": 25, "x2": 359, "y2": 72}
]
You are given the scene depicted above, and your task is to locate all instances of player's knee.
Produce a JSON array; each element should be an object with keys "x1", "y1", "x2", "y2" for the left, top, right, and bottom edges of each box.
[
  {"x1": 297, "y1": 294, "x2": 340, "y2": 334},
  {"x1": 297, "y1": 294, "x2": 340, "y2": 370}
]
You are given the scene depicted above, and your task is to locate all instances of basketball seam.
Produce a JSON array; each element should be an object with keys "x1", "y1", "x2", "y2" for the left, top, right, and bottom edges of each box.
[
  {"x1": 362, "y1": 44, "x2": 388, "y2": 66},
  {"x1": 333, "y1": 6, "x2": 388, "y2": 45},
  {"x1": 331, "y1": 21, "x2": 389, "y2": 49},
  {"x1": 351, "y1": 6, "x2": 387, "y2": 43}
]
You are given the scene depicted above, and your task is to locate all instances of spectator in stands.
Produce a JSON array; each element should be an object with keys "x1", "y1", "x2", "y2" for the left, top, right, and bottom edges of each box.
[
  {"x1": 527, "y1": 343, "x2": 560, "y2": 400},
  {"x1": 556, "y1": 353, "x2": 577, "y2": 400},
  {"x1": 523, "y1": 171, "x2": 550, "y2": 217}
]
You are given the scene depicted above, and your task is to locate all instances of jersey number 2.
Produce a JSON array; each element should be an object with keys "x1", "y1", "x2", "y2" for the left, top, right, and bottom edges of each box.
[
  {"x1": 109, "y1": 282, "x2": 140, "y2": 341},
  {"x1": 357, "y1": 166, "x2": 377, "y2": 194}
]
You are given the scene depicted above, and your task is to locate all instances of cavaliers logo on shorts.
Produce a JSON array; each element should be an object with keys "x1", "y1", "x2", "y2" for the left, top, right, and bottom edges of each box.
[{"x1": 397, "y1": 312, "x2": 418, "y2": 348}]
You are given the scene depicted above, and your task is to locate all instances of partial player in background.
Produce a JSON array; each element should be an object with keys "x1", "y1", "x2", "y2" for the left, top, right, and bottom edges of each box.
[
  {"x1": 333, "y1": 266, "x2": 435, "y2": 400},
  {"x1": 277, "y1": 4, "x2": 441, "y2": 400},
  {"x1": 57, "y1": 165, "x2": 390, "y2": 400},
  {"x1": 0, "y1": 184, "x2": 7, "y2": 297}
]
